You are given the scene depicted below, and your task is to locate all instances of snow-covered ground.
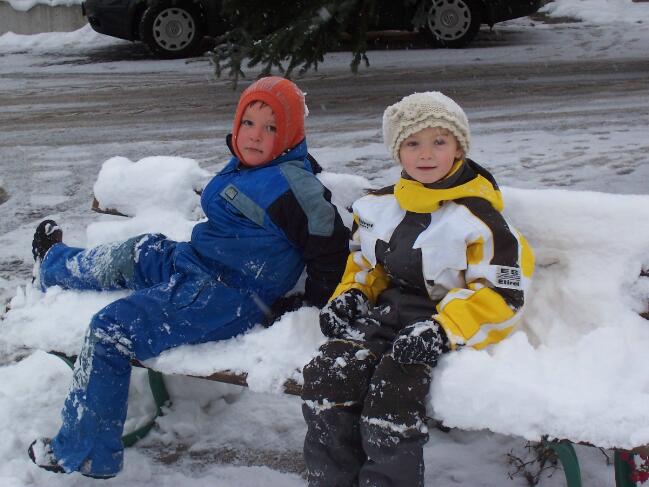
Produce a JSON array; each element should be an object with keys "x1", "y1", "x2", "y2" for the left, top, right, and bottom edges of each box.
[{"x1": 2, "y1": 1, "x2": 649, "y2": 486}]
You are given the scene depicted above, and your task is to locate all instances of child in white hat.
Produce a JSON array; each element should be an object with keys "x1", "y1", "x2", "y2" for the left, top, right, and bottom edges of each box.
[{"x1": 301, "y1": 91, "x2": 535, "y2": 487}]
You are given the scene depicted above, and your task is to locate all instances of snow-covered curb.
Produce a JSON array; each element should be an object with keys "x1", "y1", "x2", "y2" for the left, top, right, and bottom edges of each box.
[
  {"x1": 541, "y1": 0, "x2": 649, "y2": 24},
  {"x1": 2, "y1": 0, "x2": 81, "y2": 13},
  {"x1": 0, "y1": 23, "x2": 121, "y2": 50},
  {"x1": 0, "y1": 1, "x2": 85, "y2": 36}
]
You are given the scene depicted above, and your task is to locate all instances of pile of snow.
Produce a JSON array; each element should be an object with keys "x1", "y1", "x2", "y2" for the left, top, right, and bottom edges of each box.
[
  {"x1": 542, "y1": 0, "x2": 649, "y2": 24},
  {"x1": 3, "y1": 0, "x2": 82, "y2": 13},
  {"x1": 151, "y1": 307, "x2": 326, "y2": 392},
  {"x1": 93, "y1": 156, "x2": 211, "y2": 219},
  {"x1": 3, "y1": 156, "x2": 649, "y2": 451},
  {"x1": 92, "y1": 155, "x2": 369, "y2": 230},
  {"x1": 434, "y1": 188, "x2": 649, "y2": 449}
]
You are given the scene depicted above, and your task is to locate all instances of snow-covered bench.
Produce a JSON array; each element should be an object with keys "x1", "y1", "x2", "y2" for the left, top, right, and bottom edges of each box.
[{"x1": 3, "y1": 155, "x2": 649, "y2": 486}]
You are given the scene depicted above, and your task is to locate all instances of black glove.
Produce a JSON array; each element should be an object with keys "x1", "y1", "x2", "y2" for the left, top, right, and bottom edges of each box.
[
  {"x1": 319, "y1": 289, "x2": 369, "y2": 338},
  {"x1": 392, "y1": 320, "x2": 449, "y2": 367}
]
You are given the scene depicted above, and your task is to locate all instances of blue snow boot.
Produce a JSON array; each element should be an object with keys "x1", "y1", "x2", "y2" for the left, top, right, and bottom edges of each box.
[{"x1": 32, "y1": 220, "x2": 63, "y2": 261}]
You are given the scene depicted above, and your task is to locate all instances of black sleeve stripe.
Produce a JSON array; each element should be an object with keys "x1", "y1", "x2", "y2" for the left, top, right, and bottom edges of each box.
[
  {"x1": 466, "y1": 158, "x2": 500, "y2": 191},
  {"x1": 494, "y1": 288, "x2": 525, "y2": 311},
  {"x1": 306, "y1": 153, "x2": 323, "y2": 174},
  {"x1": 267, "y1": 189, "x2": 349, "y2": 307},
  {"x1": 368, "y1": 184, "x2": 395, "y2": 196},
  {"x1": 457, "y1": 197, "x2": 518, "y2": 267},
  {"x1": 267, "y1": 189, "x2": 308, "y2": 248},
  {"x1": 351, "y1": 220, "x2": 359, "y2": 237}
]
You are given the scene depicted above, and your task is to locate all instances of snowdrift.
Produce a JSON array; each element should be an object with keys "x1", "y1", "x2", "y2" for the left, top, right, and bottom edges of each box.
[{"x1": 3, "y1": 155, "x2": 649, "y2": 450}]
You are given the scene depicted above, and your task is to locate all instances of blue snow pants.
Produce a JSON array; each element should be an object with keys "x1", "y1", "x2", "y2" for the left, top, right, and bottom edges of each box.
[{"x1": 40, "y1": 234, "x2": 267, "y2": 477}]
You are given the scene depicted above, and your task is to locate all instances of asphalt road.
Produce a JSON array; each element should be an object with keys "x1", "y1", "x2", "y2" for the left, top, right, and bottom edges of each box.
[{"x1": 2, "y1": 49, "x2": 648, "y2": 144}]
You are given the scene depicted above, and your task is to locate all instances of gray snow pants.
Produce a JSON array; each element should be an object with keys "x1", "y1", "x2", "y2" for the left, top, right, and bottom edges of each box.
[{"x1": 301, "y1": 288, "x2": 435, "y2": 487}]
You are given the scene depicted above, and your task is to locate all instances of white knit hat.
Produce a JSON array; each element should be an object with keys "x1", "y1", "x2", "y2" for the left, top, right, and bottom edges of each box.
[{"x1": 382, "y1": 91, "x2": 471, "y2": 163}]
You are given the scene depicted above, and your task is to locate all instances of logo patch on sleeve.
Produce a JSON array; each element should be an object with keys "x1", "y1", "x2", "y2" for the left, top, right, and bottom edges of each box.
[
  {"x1": 496, "y1": 266, "x2": 521, "y2": 289},
  {"x1": 358, "y1": 217, "x2": 374, "y2": 230},
  {"x1": 224, "y1": 186, "x2": 238, "y2": 200}
]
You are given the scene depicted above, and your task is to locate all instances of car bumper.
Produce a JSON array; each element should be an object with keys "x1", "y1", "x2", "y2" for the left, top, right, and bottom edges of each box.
[
  {"x1": 487, "y1": 0, "x2": 542, "y2": 24},
  {"x1": 82, "y1": 0, "x2": 141, "y2": 41}
]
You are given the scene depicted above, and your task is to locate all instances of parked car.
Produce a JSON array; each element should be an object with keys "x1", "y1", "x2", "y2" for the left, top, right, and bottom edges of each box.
[
  {"x1": 82, "y1": 0, "x2": 225, "y2": 58},
  {"x1": 376, "y1": 0, "x2": 542, "y2": 48},
  {"x1": 82, "y1": 0, "x2": 541, "y2": 59}
]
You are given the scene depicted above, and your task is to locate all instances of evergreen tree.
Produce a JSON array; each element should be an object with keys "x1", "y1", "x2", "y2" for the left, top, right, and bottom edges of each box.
[{"x1": 212, "y1": 0, "x2": 423, "y2": 84}]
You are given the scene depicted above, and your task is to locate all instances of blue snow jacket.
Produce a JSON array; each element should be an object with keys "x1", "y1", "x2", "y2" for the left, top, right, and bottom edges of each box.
[{"x1": 191, "y1": 138, "x2": 349, "y2": 308}]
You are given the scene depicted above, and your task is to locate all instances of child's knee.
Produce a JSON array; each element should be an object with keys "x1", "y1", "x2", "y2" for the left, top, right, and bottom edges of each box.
[
  {"x1": 90, "y1": 236, "x2": 143, "y2": 289},
  {"x1": 302, "y1": 339, "x2": 378, "y2": 405},
  {"x1": 88, "y1": 305, "x2": 135, "y2": 359}
]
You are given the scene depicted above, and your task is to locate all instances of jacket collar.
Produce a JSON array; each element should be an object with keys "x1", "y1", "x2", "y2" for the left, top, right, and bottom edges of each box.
[
  {"x1": 221, "y1": 137, "x2": 310, "y2": 174},
  {"x1": 394, "y1": 159, "x2": 504, "y2": 213}
]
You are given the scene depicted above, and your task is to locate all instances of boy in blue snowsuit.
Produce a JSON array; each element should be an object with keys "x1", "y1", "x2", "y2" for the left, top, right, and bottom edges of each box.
[{"x1": 28, "y1": 76, "x2": 349, "y2": 478}]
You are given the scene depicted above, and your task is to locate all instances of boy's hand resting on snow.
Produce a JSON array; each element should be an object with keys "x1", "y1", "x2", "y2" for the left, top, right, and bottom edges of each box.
[
  {"x1": 319, "y1": 289, "x2": 369, "y2": 338},
  {"x1": 392, "y1": 320, "x2": 450, "y2": 367}
]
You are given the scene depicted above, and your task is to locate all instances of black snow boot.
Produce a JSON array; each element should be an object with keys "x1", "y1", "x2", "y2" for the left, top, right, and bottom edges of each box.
[
  {"x1": 28, "y1": 438, "x2": 65, "y2": 474},
  {"x1": 28, "y1": 438, "x2": 116, "y2": 479},
  {"x1": 32, "y1": 219, "x2": 63, "y2": 261},
  {"x1": 358, "y1": 421, "x2": 428, "y2": 487},
  {"x1": 303, "y1": 403, "x2": 366, "y2": 487}
]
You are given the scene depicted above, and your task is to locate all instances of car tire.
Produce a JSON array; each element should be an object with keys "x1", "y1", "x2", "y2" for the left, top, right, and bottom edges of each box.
[
  {"x1": 139, "y1": 1, "x2": 205, "y2": 59},
  {"x1": 425, "y1": 0, "x2": 482, "y2": 48}
]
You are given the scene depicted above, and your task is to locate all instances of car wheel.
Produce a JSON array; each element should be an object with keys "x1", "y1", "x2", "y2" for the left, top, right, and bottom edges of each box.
[
  {"x1": 426, "y1": 0, "x2": 482, "y2": 48},
  {"x1": 139, "y1": 1, "x2": 204, "y2": 59}
]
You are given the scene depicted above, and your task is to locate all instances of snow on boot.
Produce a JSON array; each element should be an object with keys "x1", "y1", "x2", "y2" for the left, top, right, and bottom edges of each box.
[
  {"x1": 32, "y1": 219, "x2": 62, "y2": 261},
  {"x1": 28, "y1": 438, "x2": 65, "y2": 474}
]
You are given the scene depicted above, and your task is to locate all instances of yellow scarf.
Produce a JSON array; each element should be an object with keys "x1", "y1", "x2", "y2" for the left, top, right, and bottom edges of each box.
[{"x1": 394, "y1": 166, "x2": 504, "y2": 213}]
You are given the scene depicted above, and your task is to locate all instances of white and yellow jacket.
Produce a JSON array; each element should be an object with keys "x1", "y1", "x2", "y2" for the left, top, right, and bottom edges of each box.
[{"x1": 331, "y1": 159, "x2": 534, "y2": 350}]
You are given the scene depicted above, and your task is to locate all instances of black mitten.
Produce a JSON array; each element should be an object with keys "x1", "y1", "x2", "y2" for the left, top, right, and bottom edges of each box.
[
  {"x1": 392, "y1": 320, "x2": 450, "y2": 367},
  {"x1": 319, "y1": 289, "x2": 369, "y2": 338}
]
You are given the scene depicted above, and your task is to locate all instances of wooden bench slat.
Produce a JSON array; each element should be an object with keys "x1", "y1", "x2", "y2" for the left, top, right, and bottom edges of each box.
[
  {"x1": 91, "y1": 197, "x2": 129, "y2": 217},
  {"x1": 52, "y1": 352, "x2": 303, "y2": 396}
]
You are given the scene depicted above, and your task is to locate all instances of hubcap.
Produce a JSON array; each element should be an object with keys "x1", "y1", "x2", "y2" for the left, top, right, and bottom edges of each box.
[
  {"x1": 152, "y1": 8, "x2": 196, "y2": 51},
  {"x1": 427, "y1": 0, "x2": 471, "y2": 41}
]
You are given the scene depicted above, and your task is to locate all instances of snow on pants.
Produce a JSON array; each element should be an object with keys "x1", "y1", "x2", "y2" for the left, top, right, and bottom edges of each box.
[
  {"x1": 39, "y1": 235, "x2": 266, "y2": 477},
  {"x1": 301, "y1": 289, "x2": 435, "y2": 487}
]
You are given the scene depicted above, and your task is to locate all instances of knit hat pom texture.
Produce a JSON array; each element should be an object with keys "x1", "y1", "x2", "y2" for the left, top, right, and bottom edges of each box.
[{"x1": 382, "y1": 91, "x2": 471, "y2": 163}]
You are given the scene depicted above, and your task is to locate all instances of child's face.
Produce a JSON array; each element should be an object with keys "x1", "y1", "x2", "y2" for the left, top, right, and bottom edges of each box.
[
  {"x1": 236, "y1": 102, "x2": 277, "y2": 166},
  {"x1": 398, "y1": 127, "x2": 463, "y2": 184}
]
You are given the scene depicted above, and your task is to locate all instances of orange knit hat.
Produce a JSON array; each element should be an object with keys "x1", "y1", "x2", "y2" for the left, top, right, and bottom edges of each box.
[{"x1": 231, "y1": 76, "x2": 306, "y2": 163}]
